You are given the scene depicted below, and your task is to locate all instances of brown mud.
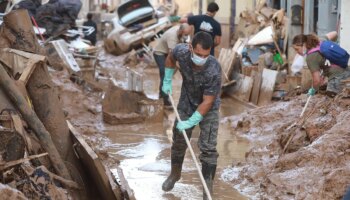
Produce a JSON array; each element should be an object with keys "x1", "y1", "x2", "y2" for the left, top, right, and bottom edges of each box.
[
  {"x1": 221, "y1": 94, "x2": 350, "y2": 200},
  {"x1": 50, "y1": 48, "x2": 251, "y2": 199}
]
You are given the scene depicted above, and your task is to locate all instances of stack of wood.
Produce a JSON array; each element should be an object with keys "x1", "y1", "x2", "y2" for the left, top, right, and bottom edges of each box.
[
  {"x1": 221, "y1": 1, "x2": 290, "y2": 106},
  {"x1": 228, "y1": 55, "x2": 278, "y2": 106},
  {"x1": 0, "y1": 9, "x2": 130, "y2": 200},
  {"x1": 233, "y1": 0, "x2": 288, "y2": 47}
]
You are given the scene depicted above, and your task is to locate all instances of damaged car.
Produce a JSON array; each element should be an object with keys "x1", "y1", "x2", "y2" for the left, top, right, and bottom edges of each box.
[{"x1": 104, "y1": 0, "x2": 175, "y2": 55}]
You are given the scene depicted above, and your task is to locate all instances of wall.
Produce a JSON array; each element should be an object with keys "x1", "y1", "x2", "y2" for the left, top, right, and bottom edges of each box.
[
  {"x1": 340, "y1": 0, "x2": 350, "y2": 55},
  {"x1": 234, "y1": 0, "x2": 254, "y2": 23},
  {"x1": 175, "y1": 0, "x2": 198, "y2": 15},
  {"x1": 303, "y1": 0, "x2": 315, "y2": 34},
  {"x1": 215, "y1": 0, "x2": 233, "y2": 50},
  {"x1": 317, "y1": 0, "x2": 338, "y2": 36},
  {"x1": 286, "y1": 0, "x2": 303, "y2": 65}
]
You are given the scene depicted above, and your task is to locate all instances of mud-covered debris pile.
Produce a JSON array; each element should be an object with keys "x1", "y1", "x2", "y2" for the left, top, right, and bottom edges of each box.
[
  {"x1": 221, "y1": 93, "x2": 350, "y2": 199},
  {"x1": 0, "y1": 9, "x2": 129, "y2": 200}
]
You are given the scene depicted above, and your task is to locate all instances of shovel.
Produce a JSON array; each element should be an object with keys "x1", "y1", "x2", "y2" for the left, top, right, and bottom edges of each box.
[
  {"x1": 168, "y1": 94, "x2": 213, "y2": 200},
  {"x1": 283, "y1": 95, "x2": 312, "y2": 154},
  {"x1": 286, "y1": 95, "x2": 312, "y2": 130}
]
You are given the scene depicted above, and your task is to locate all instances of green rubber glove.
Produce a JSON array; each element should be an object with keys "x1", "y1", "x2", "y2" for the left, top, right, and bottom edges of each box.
[
  {"x1": 169, "y1": 15, "x2": 181, "y2": 23},
  {"x1": 176, "y1": 111, "x2": 203, "y2": 132},
  {"x1": 162, "y1": 68, "x2": 175, "y2": 95},
  {"x1": 308, "y1": 87, "x2": 316, "y2": 96}
]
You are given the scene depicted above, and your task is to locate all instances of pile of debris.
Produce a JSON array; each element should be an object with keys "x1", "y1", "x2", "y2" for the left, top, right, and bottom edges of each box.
[
  {"x1": 219, "y1": 1, "x2": 306, "y2": 106},
  {"x1": 13, "y1": 0, "x2": 82, "y2": 36},
  {"x1": 0, "y1": 9, "x2": 130, "y2": 200},
  {"x1": 221, "y1": 89, "x2": 350, "y2": 199}
]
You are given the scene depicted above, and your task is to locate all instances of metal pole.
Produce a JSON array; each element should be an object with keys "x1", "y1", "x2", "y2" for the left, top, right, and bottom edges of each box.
[{"x1": 168, "y1": 95, "x2": 212, "y2": 200}]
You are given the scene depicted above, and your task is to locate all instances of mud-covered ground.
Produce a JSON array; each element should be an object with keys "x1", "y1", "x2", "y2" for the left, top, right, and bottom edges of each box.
[
  {"x1": 50, "y1": 46, "x2": 350, "y2": 200},
  {"x1": 221, "y1": 93, "x2": 350, "y2": 200},
  {"x1": 49, "y1": 49, "x2": 249, "y2": 199}
]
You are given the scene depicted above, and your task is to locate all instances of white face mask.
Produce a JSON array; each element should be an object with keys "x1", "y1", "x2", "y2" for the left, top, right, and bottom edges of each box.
[
  {"x1": 182, "y1": 35, "x2": 190, "y2": 43},
  {"x1": 191, "y1": 52, "x2": 208, "y2": 66}
]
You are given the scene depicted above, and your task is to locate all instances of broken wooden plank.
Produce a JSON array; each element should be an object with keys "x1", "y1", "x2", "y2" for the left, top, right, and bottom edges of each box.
[
  {"x1": 258, "y1": 68, "x2": 278, "y2": 106},
  {"x1": 218, "y1": 48, "x2": 231, "y2": 82},
  {"x1": 113, "y1": 167, "x2": 135, "y2": 200},
  {"x1": 233, "y1": 74, "x2": 254, "y2": 102},
  {"x1": 231, "y1": 94, "x2": 259, "y2": 109},
  {"x1": 250, "y1": 56, "x2": 266, "y2": 105},
  {"x1": 250, "y1": 70, "x2": 262, "y2": 105},
  {"x1": 0, "y1": 64, "x2": 73, "y2": 181},
  {"x1": 10, "y1": 114, "x2": 34, "y2": 153},
  {"x1": 222, "y1": 79, "x2": 236, "y2": 87},
  {"x1": 218, "y1": 48, "x2": 237, "y2": 86},
  {"x1": 0, "y1": 153, "x2": 48, "y2": 171},
  {"x1": 232, "y1": 38, "x2": 247, "y2": 55},
  {"x1": 67, "y1": 120, "x2": 123, "y2": 200},
  {"x1": 18, "y1": 59, "x2": 38, "y2": 84}
]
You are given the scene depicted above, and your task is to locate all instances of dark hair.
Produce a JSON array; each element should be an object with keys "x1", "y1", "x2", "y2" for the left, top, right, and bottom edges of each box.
[
  {"x1": 192, "y1": 31, "x2": 213, "y2": 50},
  {"x1": 207, "y1": 2, "x2": 219, "y2": 13},
  {"x1": 292, "y1": 34, "x2": 320, "y2": 49},
  {"x1": 87, "y1": 13, "x2": 93, "y2": 20}
]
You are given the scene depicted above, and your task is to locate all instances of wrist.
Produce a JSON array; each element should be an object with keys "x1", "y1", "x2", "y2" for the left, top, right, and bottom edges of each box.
[
  {"x1": 164, "y1": 68, "x2": 175, "y2": 80},
  {"x1": 189, "y1": 111, "x2": 203, "y2": 124}
]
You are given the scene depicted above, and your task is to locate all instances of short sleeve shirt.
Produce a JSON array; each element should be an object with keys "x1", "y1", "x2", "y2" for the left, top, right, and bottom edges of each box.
[
  {"x1": 172, "y1": 43, "x2": 222, "y2": 114},
  {"x1": 306, "y1": 36, "x2": 345, "y2": 79},
  {"x1": 188, "y1": 15, "x2": 221, "y2": 55},
  {"x1": 154, "y1": 25, "x2": 180, "y2": 54}
]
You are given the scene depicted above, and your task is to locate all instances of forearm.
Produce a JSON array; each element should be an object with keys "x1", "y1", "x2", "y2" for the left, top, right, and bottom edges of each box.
[
  {"x1": 165, "y1": 53, "x2": 176, "y2": 68},
  {"x1": 311, "y1": 71, "x2": 322, "y2": 88},
  {"x1": 196, "y1": 96, "x2": 215, "y2": 116},
  {"x1": 179, "y1": 17, "x2": 188, "y2": 23},
  {"x1": 214, "y1": 40, "x2": 220, "y2": 47},
  {"x1": 214, "y1": 36, "x2": 221, "y2": 47}
]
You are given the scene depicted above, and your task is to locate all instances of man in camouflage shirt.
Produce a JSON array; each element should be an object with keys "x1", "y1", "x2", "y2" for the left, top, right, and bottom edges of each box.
[{"x1": 161, "y1": 31, "x2": 221, "y2": 200}]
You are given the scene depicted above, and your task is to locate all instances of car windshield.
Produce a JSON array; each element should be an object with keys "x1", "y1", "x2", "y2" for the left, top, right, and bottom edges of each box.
[{"x1": 119, "y1": 7, "x2": 154, "y2": 26}]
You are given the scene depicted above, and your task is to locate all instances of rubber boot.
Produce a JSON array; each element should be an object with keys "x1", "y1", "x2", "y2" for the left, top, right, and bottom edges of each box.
[
  {"x1": 202, "y1": 162, "x2": 217, "y2": 200},
  {"x1": 162, "y1": 163, "x2": 182, "y2": 191}
]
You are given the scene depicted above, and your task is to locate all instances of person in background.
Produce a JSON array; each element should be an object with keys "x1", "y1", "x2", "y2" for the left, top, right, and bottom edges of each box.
[
  {"x1": 180, "y1": 2, "x2": 221, "y2": 56},
  {"x1": 292, "y1": 33, "x2": 350, "y2": 97},
  {"x1": 83, "y1": 13, "x2": 97, "y2": 46},
  {"x1": 153, "y1": 23, "x2": 192, "y2": 107}
]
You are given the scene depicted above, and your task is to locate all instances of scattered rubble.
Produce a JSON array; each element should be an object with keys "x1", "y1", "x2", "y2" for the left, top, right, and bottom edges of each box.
[
  {"x1": 0, "y1": 8, "x2": 130, "y2": 200},
  {"x1": 1, "y1": 1, "x2": 349, "y2": 200},
  {"x1": 221, "y1": 91, "x2": 350, "y2": 199},
  {"x1": 221, "y1": 3, "x2": 297, "y2": 106},
  {"x1": 14, "y1": 0, "x2": 82, "y2": 36}
]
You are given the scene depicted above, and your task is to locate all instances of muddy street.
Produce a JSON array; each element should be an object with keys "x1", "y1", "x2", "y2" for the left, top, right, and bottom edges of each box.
[
  {"x1": 105, "y1": 109, "x2": 249, "y2": 200},
  {"x1": 101, "y1": 56, "x2": 250, "y2": 199},
  {"x1": 2, "y1": 1, "x2": 350, "y2": 199},
  {"x1": 51, "y1": 49, "x2": 251, "y2": 199}
]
